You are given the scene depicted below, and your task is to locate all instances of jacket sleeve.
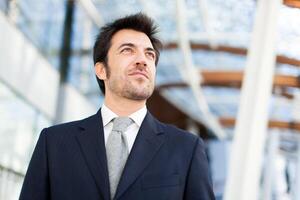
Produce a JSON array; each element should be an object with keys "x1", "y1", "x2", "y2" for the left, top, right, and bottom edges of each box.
[
  {"x1": 184, "y1": 137, "x2": 215, "y2": 200},
  {"x1": 19, "y1": 128, "x2": 50, "y2": 200}
]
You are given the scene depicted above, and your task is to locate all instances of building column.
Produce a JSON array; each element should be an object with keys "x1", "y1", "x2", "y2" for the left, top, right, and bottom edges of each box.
[
  {"x1": 55, "y1": 0, "x2": 75, "y2": 123},
  {"x1": 223, "y1": 0, "x2": 282, "y2": 199},
  {"x1": 262, "y1": 131, "x2": 280, "y2": 200},
  {"x1": 294, "y1": 140, "x2": 300, "y2": 200},
  {"x1": 186, "y1": 119, "x2": 199, "y2": 136}
]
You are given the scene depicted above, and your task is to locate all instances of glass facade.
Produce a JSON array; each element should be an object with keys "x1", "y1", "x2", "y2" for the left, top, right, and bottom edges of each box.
[{"x1": 0, "y1": 0, "x2": 300, "y2": 199}]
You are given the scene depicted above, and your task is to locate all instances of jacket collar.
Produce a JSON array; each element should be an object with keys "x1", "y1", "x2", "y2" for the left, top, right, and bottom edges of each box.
[
  {"x1": 114, "y1": 112, "x2": 165, "y2": 200},
  {"x1": 76, "y1": 109, "x2": 110, "y2": 200}
]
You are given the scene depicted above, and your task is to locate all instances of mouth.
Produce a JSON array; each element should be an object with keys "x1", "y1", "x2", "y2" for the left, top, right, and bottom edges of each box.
[{"x1": 128, "y1": 72, "x2": 149, "y2": 79}]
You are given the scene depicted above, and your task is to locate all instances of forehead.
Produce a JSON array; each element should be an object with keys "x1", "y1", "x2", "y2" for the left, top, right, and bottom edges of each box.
[{"x1": 110, "y1": 29, "x2": 153, "y2": 49}]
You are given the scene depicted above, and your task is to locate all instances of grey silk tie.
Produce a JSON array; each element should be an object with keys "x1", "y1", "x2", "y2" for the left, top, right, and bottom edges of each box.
[{"x1": 106, "y1": 117, "x2": 133, "y2": 199}]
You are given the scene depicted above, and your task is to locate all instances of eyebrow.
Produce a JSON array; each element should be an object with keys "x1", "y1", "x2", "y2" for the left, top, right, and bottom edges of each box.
[
  {"x1": 145, "y1": 47, "x2": 156, "y2": 53},
  {"x1": 117, "y1": 43, "x2": 155, "y2": 53},
  {"x1": 117, "y1": 43, "x2": 135, "y2": 50}
]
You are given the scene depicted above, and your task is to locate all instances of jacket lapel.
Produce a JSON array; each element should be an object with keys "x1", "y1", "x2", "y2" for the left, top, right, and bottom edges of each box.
[
  {"x1": 75, "y1": 110, "x2": 110, "y2": 200},
  {"x1": 114, "y1": 113, "x2": 166, "y2": 200}
]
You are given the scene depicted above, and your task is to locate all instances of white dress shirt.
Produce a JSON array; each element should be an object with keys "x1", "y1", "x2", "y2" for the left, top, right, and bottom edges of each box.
[{"x1": 101, "y1": 104, "x2": 147, "y2": 153}]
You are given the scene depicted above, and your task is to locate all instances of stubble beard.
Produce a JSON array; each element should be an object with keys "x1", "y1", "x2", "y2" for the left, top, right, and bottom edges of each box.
[
  {"x1": 123, "y1": 78, "x2": 154, "y2": 100},
  {"x1": 109, "y1": 77, "x2": 154, "y2": 101},
  {"x1": 105, "y1": 65, "x2": 155, "y2": 101}
]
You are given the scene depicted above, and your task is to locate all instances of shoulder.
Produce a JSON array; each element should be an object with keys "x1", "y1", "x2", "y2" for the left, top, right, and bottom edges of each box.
[
  {"x1": 42, "y1": 121, "x2": 77, "y2": 135},
  {"x1": 41, "y1": 113, "x2": 97, "y2": 137},
  {"x1": 157, "y1": 119, "x2": 204, "y2": 147}
]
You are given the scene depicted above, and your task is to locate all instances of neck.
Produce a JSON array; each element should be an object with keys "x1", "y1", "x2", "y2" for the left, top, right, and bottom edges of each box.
[{"x1": 104, "y1": 94, "x2": 146, "y2": 116}]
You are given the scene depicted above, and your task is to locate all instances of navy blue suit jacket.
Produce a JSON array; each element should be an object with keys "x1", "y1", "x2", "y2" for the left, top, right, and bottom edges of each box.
[{"x1": 20, "y1": 110, "x2": 215, "y2": 200}]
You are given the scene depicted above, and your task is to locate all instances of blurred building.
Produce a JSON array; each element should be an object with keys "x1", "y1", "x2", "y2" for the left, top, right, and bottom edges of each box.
[{"x1": 0, "y1": 0, "x2": 300, "y2": 199}]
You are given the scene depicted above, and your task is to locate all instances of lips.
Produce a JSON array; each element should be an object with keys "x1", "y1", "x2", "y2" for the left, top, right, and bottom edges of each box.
[{"x1": 128, "y1": 71, "x2": 149, "y2": 79}]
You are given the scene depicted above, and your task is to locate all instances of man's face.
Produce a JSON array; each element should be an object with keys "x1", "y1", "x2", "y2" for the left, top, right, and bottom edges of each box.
[{"x1": 98, "y1": 29, "x2": 157, "y2": 101}]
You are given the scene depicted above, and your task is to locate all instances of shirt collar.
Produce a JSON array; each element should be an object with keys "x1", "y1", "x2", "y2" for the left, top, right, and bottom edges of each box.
[
  {"x1": 101, "y1": 104, "x2": 147, "y2": 127},
  {"x1": 129, "y1": 106, "x2": 147, "y2": 127},
  {"x1": 101, "y1": 104, "x2": 118, "y2": 127}
]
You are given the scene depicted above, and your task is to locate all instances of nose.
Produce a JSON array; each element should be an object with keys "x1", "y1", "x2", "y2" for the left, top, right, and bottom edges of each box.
[{"x1": 135, "y1": 51, "x2": 147, "y2": 68}]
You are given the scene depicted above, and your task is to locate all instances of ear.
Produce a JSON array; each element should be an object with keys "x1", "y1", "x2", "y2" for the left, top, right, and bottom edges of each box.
[{"x1": 95, "y1": 62, "x2": 107, "y2": 80}]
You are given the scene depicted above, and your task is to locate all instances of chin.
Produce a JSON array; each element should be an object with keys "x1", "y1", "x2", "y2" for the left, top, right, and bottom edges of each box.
[
  {"x1": 122, "y1": 83, "x2": 154, "y2": 100},
  {"x1": 129, "y1": 91, "x2": 152, "y2": 100},
  {"x1": 129, "y1": 96, "x2": 150, "y2": 101},
  {"x1": 126, "y1": 89, "x2": 154, "y2": 100}
]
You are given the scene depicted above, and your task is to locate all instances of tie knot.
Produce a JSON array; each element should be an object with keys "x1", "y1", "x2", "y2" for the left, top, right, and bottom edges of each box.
[{"x1": 112, "y1": 117, "x2": 133, "y2": 132}]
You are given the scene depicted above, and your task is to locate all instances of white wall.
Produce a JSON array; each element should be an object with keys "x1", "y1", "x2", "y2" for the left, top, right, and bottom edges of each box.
[
  {"x1": 0, "y1": 11, "x2": 97, "y2": 199},
  {"x1": 0, "y1": 12, "x2": 96, "y2": 121}
]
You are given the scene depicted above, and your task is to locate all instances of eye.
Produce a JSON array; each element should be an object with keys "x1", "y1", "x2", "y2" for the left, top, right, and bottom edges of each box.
[
  {"x1": 146, "y1": 51, "x2": 156, "y2": 60},
  {"x1": 120, "y1": 47, "x2": 133, "y2": 54}
]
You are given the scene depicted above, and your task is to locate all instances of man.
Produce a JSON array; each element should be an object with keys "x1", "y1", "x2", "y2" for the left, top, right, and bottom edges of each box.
[{"x1": 20, "y1": 13, "x2": 215, "y2": 200}]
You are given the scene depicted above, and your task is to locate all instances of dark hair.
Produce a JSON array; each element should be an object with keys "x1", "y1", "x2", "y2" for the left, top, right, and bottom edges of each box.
[{"x1": 93, "y1": 13, "x2": 162, "y2": 94}]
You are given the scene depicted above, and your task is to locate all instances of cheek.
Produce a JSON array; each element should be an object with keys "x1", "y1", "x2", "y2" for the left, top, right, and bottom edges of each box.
[
  {"x1": 150, "y1": 65, "x2": 156, "y2": 78},
  {"x1": 114, "y1": 58, "x2": 133, "y2": 73}
]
